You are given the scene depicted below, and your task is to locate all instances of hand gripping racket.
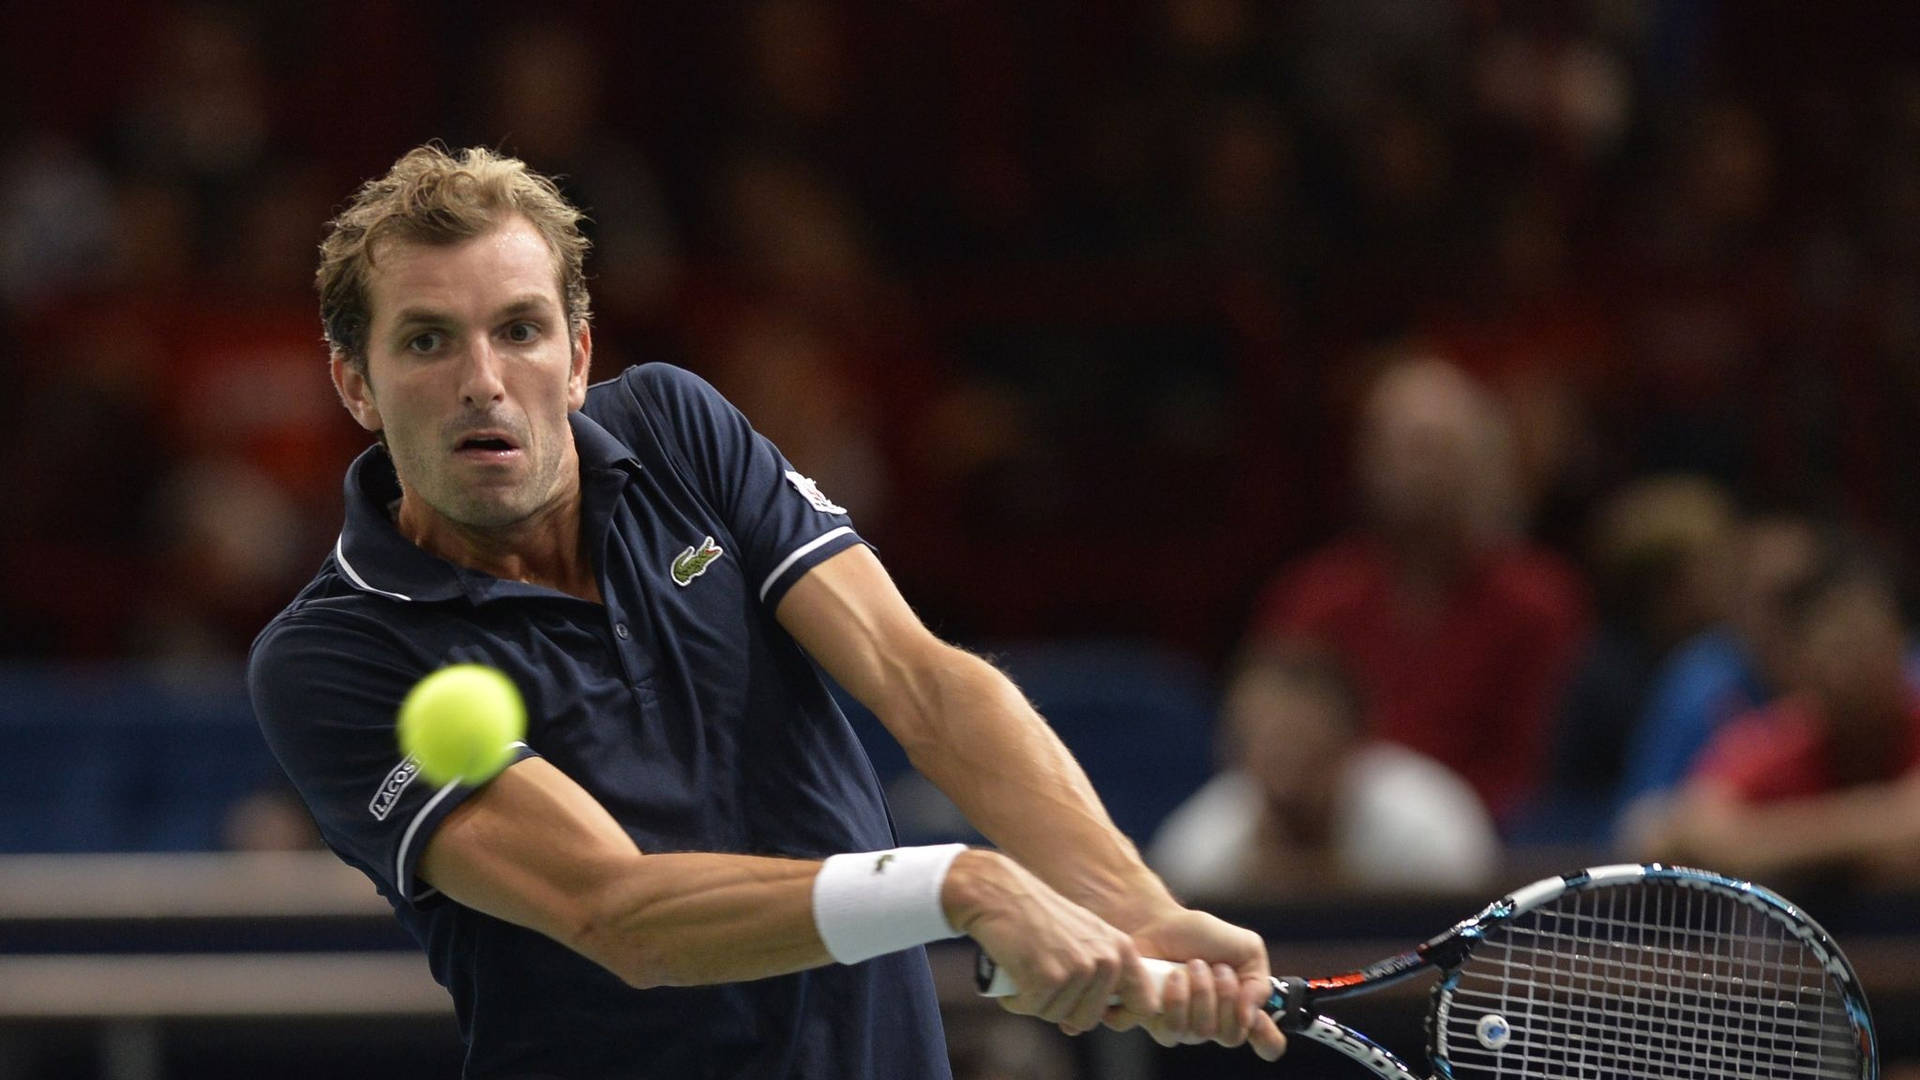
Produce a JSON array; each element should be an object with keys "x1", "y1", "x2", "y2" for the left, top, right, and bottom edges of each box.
[{"x1": 979, "y1": 863, "x2": 1877, "y2": 1079}]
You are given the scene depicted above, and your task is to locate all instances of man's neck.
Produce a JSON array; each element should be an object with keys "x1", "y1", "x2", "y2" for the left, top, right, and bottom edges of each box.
[{"x1": 395, "y1": 480, "x2": 602, "y2": 604}]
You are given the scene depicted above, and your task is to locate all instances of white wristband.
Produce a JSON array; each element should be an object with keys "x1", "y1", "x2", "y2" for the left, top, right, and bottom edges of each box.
[{"x1": 811, "y1": 843, "x2": 968, "y2": 965}]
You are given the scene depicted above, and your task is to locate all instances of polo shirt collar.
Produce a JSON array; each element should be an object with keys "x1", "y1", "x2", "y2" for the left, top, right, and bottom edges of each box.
[{"x1": 333, "y1": 412, "x2": 641, "y2": 604}]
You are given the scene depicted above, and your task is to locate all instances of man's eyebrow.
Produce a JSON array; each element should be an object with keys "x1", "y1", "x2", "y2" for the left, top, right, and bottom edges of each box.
[
  {"x1": 386, "y1": 296, "x2": 556, "y2": 331},
  {"x1": 495, "y1": 296, "x2": 555, "y2": 318},
  {"x1": 389, "y1": 307, "x2": 451, "y2": 330}
]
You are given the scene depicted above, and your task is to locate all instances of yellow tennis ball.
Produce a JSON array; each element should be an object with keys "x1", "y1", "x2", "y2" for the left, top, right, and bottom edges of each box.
[{"x1": 396, "y1": 664, "x2": 527, "y2": 786}]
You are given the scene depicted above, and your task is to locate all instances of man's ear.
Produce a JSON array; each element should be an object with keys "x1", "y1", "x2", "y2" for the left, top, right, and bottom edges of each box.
[
  {"x1": 567, "y1": 324, "x2": 593, "y2": 411},
  {"x1": 330, "y1": 352, "x2": 385, "y2": 434}
]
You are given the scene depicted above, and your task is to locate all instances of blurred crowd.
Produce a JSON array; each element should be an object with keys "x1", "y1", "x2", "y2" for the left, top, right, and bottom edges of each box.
[{"x1": 6, "y1": 0, "x2": 1920, "y2": 883}]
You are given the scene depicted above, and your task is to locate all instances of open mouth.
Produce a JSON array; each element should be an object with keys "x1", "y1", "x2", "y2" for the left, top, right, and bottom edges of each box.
[{"x1": 454, "y1": 434, "x2": 522, "y2": 460}]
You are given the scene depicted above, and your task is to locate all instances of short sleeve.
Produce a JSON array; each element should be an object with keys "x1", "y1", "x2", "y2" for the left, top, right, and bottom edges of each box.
[
  {"x1": 617, "y1": 364, "x2": 867, "y2": 608},
  {"x1": 248, "y1": 611, "x2": 535, "y2": 905}
]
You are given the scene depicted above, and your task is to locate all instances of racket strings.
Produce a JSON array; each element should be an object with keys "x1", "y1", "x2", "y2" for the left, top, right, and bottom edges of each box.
[{"x1": 1436, "y1": 882, "x2": 1862, "y2": 1080}]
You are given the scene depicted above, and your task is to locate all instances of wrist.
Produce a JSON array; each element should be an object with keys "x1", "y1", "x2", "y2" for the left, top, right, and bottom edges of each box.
[
  {"x1": 938, "y1": 848, "x2": 1011, "y2": 936},
  {"x1": 811, "y1": 843, "x2": 968, "y2": 965},
  {"x1": 1076, "y1": 869, "x2": 1181, "y2": 934}
]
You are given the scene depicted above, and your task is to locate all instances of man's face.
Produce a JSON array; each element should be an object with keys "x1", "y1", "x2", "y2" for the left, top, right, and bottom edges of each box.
[{"x1": 333, "y1": 216, "x2": 590, "y2": 532}]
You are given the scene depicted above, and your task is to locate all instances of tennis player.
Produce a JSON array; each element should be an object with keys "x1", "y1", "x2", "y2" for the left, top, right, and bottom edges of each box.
[{"x1": 249, "y1": 144, "x2": 1285, "y2": 1077}]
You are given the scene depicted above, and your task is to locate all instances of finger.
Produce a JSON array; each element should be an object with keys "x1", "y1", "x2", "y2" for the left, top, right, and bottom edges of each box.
[
  {"x1": 1184, "y1": 959, "x2": 1217, "y2": 1042},
  {"x1": 1211, "y1": 963, "x2": 1245, "y2": 1045},
  {"x1": 1101, "y1": 1001, "x2": 1143, "y2": 1032},
  {"x1": 1059, "y1": 961, "x2": 1117, "y2": 1036},
  {"x1": 1148, "y1": 963, "x2": 1189, "y2": 1047},
  {"x1": 1249, "y1": 1012, "x2": 1289, "y2": 1062},
  {"x1": 1112, "y1": 953, "x2": 1162, "y2": 1019},
  {"x1": 1236, "y1": 974, "x2": 1272, "y2": 1038},
  {"x1": 1022, "y1": 969, "x2": 1075, "y2": 1024},
  {"x1": 1037, "y1": 979, "x2": 1082, "y2": 1026}
]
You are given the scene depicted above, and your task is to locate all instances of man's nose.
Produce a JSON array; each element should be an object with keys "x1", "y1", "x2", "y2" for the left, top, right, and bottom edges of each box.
[{"x1": 458, "y1": 338, "x2": 507, "y2": 406}]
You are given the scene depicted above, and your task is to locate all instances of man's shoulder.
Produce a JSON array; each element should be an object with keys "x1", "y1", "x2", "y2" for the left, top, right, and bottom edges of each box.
[
  {"x1": 582, "y1": 362, "x2": 745, "y2": 465},
  {"x1": 583, "y1": 362, "x2": 720, "y2": 417},
  {"x1": 248, "y1": 564, "x2": 418, "y2": 679}
]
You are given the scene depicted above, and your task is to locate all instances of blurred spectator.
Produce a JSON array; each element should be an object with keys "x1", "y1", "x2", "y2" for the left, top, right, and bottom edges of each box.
[
  {"x1": 0, "y1": 178, "x2": 185, "y2": 657},
  {"x1": 681, "y1": 145, "x2": 942, "y2": 547},
  {"x1": 1530, "y1": 475, "x2": 1737, "y2": 842},
  {"x1": 708, "y1": 146, "x2": 886, "y2": 317},
  {"x1": 134, "y1": 454, "x2": 308, "y2": 664},
  {"x1": 470, "y1": 16, "x2": 682, "y2": 356},
  {"x1": 1614, "y1": 515, "x2": 1821, "y2": 812},
  {"x1": 1626, "y1": 536, "x2": 1920, "y2": 885},
  {"x1": 1421, "y1": 179, "x2": 1618, "y2": 547},
  {"x1": 701, "y1": 305, "x2": 891, "y2": 523},
  {"x1": 1610, "y1": 99, "x2": 1791, "y2": 489},
  {"x1": 3, "y1": 1, "x2": 1920, "y2": 787},
  {"x1": 221, "y1": 783, "x2": 323, "y2": 852},
  {"x1": 0, "y1": 135, "x2": 116, "y2": 313},
  {"x1": 1150, "y1": 644, "x2": 1497, "y2": 897},
  {"x1": 109, "y1": 4, "x2": 277, "y2": 265},
  {"x1": 737, "y1": 0, "x2": 851, "y2": 136},
  {"x1": 1250, "y1": 355, "x2": 1588, "y2": 823},
  {"x1": 1468, "y1": 17, "x2": 1633, "y2": 162}
]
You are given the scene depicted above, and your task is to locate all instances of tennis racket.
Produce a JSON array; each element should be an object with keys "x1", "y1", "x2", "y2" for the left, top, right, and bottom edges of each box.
[{"x1": 978, "y1": 863, "x2": 1877, "y2": 1079}]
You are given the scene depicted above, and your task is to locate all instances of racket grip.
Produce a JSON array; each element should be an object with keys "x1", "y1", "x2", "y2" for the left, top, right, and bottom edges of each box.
[{"x1": 976, "y1": 952, "x2": 1179, "y2": 1000}]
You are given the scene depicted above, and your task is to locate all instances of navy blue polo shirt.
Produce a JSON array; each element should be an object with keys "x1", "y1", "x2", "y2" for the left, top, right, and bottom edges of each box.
[{"x1": 249, "y1": 363, "x2": 951, "y2": 1080}]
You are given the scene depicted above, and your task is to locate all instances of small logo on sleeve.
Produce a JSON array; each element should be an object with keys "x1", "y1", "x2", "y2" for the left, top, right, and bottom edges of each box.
[
  {"x1": 671, "y1": 536, "x2": 725, "y2": 586},
  {"x1": 784, "y1": 470, "x2": 847, "y2": 515},
  {"x1": 370, "y1": 756, "x2": 421, "y2": 821},
  {"x1": 873, "y1": 853, "x2": 895, "y2": 874}
]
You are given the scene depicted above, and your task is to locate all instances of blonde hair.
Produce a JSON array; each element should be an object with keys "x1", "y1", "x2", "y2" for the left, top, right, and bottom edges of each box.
[{"x1": 316, "y1": 144, "x2": 591, "y2": 369}]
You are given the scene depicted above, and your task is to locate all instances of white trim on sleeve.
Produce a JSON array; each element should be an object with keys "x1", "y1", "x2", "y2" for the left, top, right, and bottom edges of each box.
[
  {"x1": 394, "y1": 779, "x2": 461, "y2": 900},
  {"x1": 392, "y1": 742, "x2": 529, "y2": 902},
  {"x1": 757, "y1": 527, "x2": 855, "y2": 602}
]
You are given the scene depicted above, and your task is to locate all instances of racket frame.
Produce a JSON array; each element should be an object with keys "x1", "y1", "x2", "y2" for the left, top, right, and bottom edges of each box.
[
  {"x1": 1264, "y1": 862, "x2": 1877, "y2": 1080},
  {"x1": 1421, "y1": 863, "x2": 1877, "y2": 1080}
]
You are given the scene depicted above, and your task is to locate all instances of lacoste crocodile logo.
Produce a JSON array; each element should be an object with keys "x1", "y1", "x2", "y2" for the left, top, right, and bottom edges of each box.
[
  {"x1": 671, "y1": 536, "x2": 724, "y2": 587},
  {"x1": 873, "y1": 853, "x2": 895, "y2": 874}
]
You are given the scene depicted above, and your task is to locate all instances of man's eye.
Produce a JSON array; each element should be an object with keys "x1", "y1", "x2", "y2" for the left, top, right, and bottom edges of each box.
[
  {"x1": 406, "y1": 331, "x2": 444, "y2": 353},
  {"x1": 505, "y1": 321, "x2": 538, "y2": 344}
]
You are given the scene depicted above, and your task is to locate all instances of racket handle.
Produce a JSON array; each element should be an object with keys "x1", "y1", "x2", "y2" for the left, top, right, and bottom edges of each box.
[{"x1": 976, "y1": 952, "x2": 1179, "y2": 999}]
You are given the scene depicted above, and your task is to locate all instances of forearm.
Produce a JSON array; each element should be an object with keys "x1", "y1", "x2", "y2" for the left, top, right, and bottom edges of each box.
[
  {"x1": 421, "y1": 759, "x2": 834, "y2": 989},
  {"x1": 582, "y1": 846, "x2": 1086, "y2": 989},
  {"x1": 886, "y1": 650, "x2": 1176, "y2": 930},
  {"x1": 570, "y1": 852, "x2": 829, "y2": 988}
]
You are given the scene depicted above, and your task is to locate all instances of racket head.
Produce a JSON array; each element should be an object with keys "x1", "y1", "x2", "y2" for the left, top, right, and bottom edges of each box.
[{"x1": 1428, "y1": 864, "x2": 1876, "y2": 1080}]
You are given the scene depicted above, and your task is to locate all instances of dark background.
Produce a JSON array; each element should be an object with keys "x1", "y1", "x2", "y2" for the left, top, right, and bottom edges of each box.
[
  {"x1": 3, "y1": 2, "x2": 1919, "y2": 1078},
  {"x1": 6, "y1": 0, "x2": 1920, "y2": 668}
]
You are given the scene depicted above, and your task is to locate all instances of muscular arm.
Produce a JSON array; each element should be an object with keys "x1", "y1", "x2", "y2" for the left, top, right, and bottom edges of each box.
[
  {"x1": 418, "y1": 754, "x2": 1157, "y2": 1030},
  {"x1": 778, "y1": 546, "x2": 1286, "y2": 1057},
  {"x1": 775, "y1": 546, "x2": 1173, "y2": 929},
  {"x1": 418, "y1": 756, "x2": 826, "y2": 988}
]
